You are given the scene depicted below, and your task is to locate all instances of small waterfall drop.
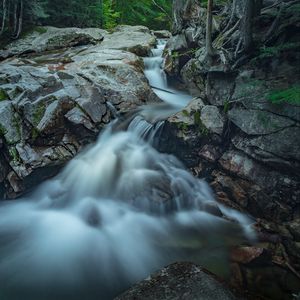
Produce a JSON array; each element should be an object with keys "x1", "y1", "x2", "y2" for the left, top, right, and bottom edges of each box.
[{"x1": 0, "y1": 39, "x2": 254, "y2": 300}]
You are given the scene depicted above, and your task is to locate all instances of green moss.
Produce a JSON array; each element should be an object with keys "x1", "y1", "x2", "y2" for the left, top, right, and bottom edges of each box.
[
  {"x1": 177, "y1": 122, "x2": 189, "y2": 132},
  {"x1": 194, "y1": 111, "x2": 209, "y2": 136},
  {"x1": 258, "y1": 42, "x2": 300, "y2": 59},
  {"x1": 223, "y1": 100, "x2": 230, "y2": 113},
  {"x1": 31, "y1": 127, "x2": 40, "y2": 141},
  {"x1": 21, "y1": 26, "x2": 48, "y2": 39},
  {"x1": 182, "y1": 109, "x2": 189, "y2": 117},
  {"x1": 267, "y1": 86, "x2": 300, "y2": 105},
  {"x1": 9, "y1": 147, "x2": 21, "y2": 163},
  {"x1": 32, "y1": 104, "x2": 46, "y2": 126},
  {"x1": 0, "y1": 124, "x2": 7, "y2": 136},
  {"x1": 0, "y1": 89, "x2": 8, "y2": 101}
]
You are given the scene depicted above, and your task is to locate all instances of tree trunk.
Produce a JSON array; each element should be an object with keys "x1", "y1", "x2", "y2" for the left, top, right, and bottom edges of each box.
[
  {"x1": 0, "y1": 0, "x2": 8, "y2": 36},
  {"x1": 172, "y1": 0, "x2": 185, "y2": 34},
  {"x1": 14, "y1": 0, "x2": 23, "y2": 39},
  {"x1": 206, "y1": 0, "x2": 214, "y2": 57},
  {"x1": 243, "y1": 0, "x2": 254, "y2": 52}
]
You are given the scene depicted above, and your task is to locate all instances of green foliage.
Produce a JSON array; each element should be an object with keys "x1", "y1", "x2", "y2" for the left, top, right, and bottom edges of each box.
[
  {"x1": 267, "y1": 86, "x2": 300, "y2": 105},
  {"x1": 258, "y1": 42, "x2": 300, "y2": 59},
  {"x1": 1, "y1": 0, "x2": 172, "y2": 40},
  {"x1": 103, "y1": 0, "x2": 172, "y2": 30}
]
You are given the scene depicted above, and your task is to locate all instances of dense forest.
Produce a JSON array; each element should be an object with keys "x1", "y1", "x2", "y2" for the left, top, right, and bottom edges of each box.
[{"x1": 0, "y1": 0, "x2": 172, "y2": 39}]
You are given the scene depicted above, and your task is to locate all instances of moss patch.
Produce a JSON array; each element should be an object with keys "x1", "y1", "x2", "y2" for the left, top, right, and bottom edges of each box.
[
  {"x1": 0, "y1": 89, "x2": 8, "y2": 101},
  {"x1": 267, "y1": 86, "x2": 300, "y2": 105},
  {"x1": 0, "y1": 124, "x2": 7, "y2": 136},
  {"x1": 8, "y1": 147, "x2": 21, "y2": 163},
  {"x1": 32, "y1": 104, "x2": 46, "y2": 126},
  {"x1": 194, "y1": 111, "x2": 209, "y2": 136},
  {"x1": 257, "y1": 42, "x2": 300, "y2": 60}
]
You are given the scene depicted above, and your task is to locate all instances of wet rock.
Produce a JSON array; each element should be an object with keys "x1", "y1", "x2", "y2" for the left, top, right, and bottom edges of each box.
[
  {"x1": 115, "y1": 262, "x2": 237, "y2": 300},
  {"x1": 0, "y1": 26, "x2": 160, "y2": 198},
  {"x1": 230, "y1": 246, "x2": 271, "y2": 265}
]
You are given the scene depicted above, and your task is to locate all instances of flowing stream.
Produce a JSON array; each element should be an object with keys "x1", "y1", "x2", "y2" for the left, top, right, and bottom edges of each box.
[{"x1": 0, "y1": 40, "x2": 254, "y2": 300}]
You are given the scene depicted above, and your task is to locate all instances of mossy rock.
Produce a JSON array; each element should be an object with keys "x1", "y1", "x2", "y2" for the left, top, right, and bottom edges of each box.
[{"x1": 0, "y1": 89, "x2": 8, "y2": 101}]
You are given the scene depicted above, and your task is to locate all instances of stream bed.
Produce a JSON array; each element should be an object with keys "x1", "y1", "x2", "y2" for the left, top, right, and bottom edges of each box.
[{"x1": 0, "y1": 40, "x2": 254, "y2": 300}]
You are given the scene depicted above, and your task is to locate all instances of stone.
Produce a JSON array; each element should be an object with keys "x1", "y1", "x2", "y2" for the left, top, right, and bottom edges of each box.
[
  {"x1": 0, "y1": 101, "x2": 21, "y2": 144},
  {"x1": 152, "y1": 30, "x2": 171, "y2": 39},
  {"x1": 180, "y1": 59, "x2": 206, "y2": 97},
  {"x1": 206, "y1": 72, "x2": 236, "y2": 106},
  {"x1": 0, "y1": 25, "x2": 160, "y2": 198},
  {"x1": 218, "y1": 150, "x2": 296, "y2": 190},
  {"x1": 228, "y1": 108, "x2": 295, "y2": 135},
  {"x1": 232, "y1": 127, "x2": 300, "y2": 173},
  {"x1": 288, "y1": 219, "x2": 300, "y2": 242},
  {"x1": 115, "y1": 262, "x2": 237, "y2": 300},
  {"x1": 99, "y1": 25, "x2": 156, "y2": 56},
  {"x1": 200, "y1": 106, "x2": 225, "y2": 135},
  {"x1": 0, "y1": 26, "x2": 106, "y2": 60}
]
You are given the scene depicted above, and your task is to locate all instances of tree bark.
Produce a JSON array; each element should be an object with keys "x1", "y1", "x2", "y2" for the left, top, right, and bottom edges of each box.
[
  {"x1": 206, "y1": 0, "x2": 214, "y2": 57},
  {"x1": 14, "y1": 0, "x2": 23, "y2": 39},
  {"x1": 0, "y1": 0, "x2": 8, "y2": 36},
  {"x1": 242, "y1": 0, "x2": 254, "y2": 52}
]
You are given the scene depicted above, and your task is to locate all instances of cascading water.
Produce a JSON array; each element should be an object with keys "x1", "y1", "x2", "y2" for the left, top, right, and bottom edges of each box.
[{"x1": 0, "y1": 40, "x2": 254, "y2": 300}]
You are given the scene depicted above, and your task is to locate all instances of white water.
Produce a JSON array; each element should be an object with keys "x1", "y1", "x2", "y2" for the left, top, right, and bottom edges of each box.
[{"x1": 0, "y1": 40, "x2": 254, "y2": 300}]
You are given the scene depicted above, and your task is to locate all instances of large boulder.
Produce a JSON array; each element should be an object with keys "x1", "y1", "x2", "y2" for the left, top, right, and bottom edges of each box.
[
  {"x1": 0, "y1": 29, "x2": 160, "y2": 198},
  {"x1": 115, "y1": 262, "x2": 236, "y2": 300},
  {"x1": 99, "y1": 25, "x2": 156, "y2": 56},
  {"x1": 0, "y1": 26, "x2": 106, "y2": 60}
]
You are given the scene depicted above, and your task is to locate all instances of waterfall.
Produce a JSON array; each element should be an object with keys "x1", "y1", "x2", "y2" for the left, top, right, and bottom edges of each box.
[{"x1": 0, "y1": 40, "x2": 254, "y2": 300}]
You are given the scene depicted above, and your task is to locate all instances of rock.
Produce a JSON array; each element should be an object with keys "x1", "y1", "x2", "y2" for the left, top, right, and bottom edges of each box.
[
  {"x1": 232, "y1": 127, "x2": 300, "y2": 173},
  {"x1": 0, "y1": 101, "x2": 21, "y2": 144},
  {"x1": 288, "y1": 219, "x2": 300, "y2": 241},
  {"x1": 230, "y1": 246, "x2": 271, "y2": 265},
  {"x1": 206, "y1": 72, "x2": 236, "y2": 106},
  {"x1": 163, "y1": 34, "x2": 189, "y2": 77},
  {"x1": 200, "y1": 106, "x2": 225, "y2": 135},
  {"x1": 99, "y1": 25, "x2": 156, "y2": 56},
  {"x1": 219, "y1": 150, "x2": 293, "y2": 190},
  {"x1": 0, "y1": 26, "x2": 106, "y2": 59},
  {"x1": 0, "y1": 26, "x2": 160, "y2": 198},
  {"x1": 152, "y1": 30, "x2": 171, "y2": 39},
  {"x1": 115, "y1": 262, "x2": 237, "y2": 300},
  {"x1": 228, "y1": 108, "x2": 295, "y2": 135},
  {"x1": 180, "y1": 59, "x2": 206, "y2": 97}
]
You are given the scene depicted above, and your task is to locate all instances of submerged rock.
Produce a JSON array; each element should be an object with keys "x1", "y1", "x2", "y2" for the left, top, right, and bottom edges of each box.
[{"x1": 115, "y1": 262, "x2": 236, "y2": 300}]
